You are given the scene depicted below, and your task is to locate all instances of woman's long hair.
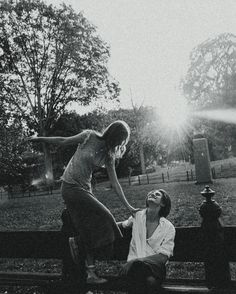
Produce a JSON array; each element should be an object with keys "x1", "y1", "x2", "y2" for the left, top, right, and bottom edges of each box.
[{"x1": 101, "y1": 120, "x2": 130, "y2": 158}]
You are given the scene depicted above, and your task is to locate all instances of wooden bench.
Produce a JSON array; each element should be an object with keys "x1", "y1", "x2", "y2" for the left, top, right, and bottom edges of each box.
[{"x1": 0, "y1": 186, "x2": 236, "y2": 293}]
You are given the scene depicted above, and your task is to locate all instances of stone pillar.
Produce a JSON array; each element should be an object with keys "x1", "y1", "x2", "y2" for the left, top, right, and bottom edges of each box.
[
  {"x1": 199, "y1": 186, "x2": 231, "y2": 289},
  {"x1": 193, "y1": 138, "x2": 212, "y2": 184}
]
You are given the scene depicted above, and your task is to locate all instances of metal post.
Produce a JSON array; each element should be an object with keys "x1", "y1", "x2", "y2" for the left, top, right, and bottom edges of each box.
[
  {"x1": 161, "y1": 173, "x2": 165, "y2": 183},
  {"x1": 128, "y1": 175, "x2": 131, "y2": 186},
  {"x1": 186, "y1": 171, "x2": 189, "y2": 181},
  {"x1": 199, "y1": 186, "x2": 231, "y2": 289},
  {"x1": 191, "y1": 169, "x2": 194, "y2": 181},
  {"x1": 146, "y1": 173, "x2": 149, "y2": 184}
]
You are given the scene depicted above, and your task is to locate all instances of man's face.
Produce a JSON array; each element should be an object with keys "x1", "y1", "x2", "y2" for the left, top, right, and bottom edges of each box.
[{"x1": 147, "y1": 190, "x2": 163, "y2": 206}]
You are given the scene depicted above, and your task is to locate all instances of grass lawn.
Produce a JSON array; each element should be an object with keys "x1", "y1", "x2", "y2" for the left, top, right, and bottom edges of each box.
[
  {"x1": 0, "y1": 178, "x2": 236, "y2": 291},
  {"x1": 1, "y1": 178, "x2": 235, "y2": 230}
]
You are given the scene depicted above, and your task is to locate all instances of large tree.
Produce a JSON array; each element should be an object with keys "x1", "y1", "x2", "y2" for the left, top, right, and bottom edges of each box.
[
  {"x1": 182, "y1": 33, "x2": 236, "y2": 158},
  {"x1": 182, "y1": 33, "x2": 236, "y2": 108},
  {"x1": 0, "y1": 104, "x2": 26, "y2": 187},
  {"x1": 0, "y1": 0, "x2": 120, "y2": 182}
]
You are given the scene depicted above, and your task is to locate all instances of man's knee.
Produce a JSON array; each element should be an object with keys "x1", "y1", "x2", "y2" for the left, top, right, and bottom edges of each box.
[
  {"x1": 124, "y1": 259, "x2": 151, "y2": 282},
  {"x1": 126, "y1": 259, "x2": 143, "y2": 276}
]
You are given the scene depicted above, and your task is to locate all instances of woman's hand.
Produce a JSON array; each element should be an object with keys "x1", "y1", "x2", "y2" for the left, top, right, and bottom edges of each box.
[
  {"x1": 26, "y1": 136, "x2": 38, "y2": 142},
  {"x1": 24, "y1": 136, "x2": 40, "y2": 142},
  {"x1": 127, "y1": 206, "x2": 141, "y2": 216},
  {"x1": 21, "y1": 136, "x2": 38, "y2": 145}
]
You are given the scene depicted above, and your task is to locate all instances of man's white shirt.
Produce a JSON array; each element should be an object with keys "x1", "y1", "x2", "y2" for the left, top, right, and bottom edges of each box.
[{"x1": 122, "y1": 209, "x2": 175, "y2": 261}]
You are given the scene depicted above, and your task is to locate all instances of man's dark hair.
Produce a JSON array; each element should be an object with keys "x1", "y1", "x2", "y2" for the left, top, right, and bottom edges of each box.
[{"x1": 145, "y1": 189, "x2": 171, "y2": 217}]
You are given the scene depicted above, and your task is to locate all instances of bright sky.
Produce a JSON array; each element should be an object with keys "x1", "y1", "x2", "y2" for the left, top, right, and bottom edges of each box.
[{"x1": 46, "y1": 0, "x2": 236, "y2": 113}]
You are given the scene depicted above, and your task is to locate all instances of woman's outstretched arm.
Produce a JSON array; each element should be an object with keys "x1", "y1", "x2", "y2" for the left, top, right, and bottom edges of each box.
[
  {"x1": 28, "y1": 136, "x2": 66, "y2": 145},
  {"x1": 28, "y1": 130, "x2": 90, "y2": 146},
  {"x1": 106, "y1": 158, "x2": 140, "y2": 215}
]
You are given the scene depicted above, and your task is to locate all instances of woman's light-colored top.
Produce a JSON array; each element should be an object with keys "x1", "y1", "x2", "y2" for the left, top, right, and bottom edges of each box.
[
  {"x1": 61, "y1": 130, "x2": 106, "y2": 191},
  {"x1": 122, "y1": 209, "x2": 175, "y2": 261}
]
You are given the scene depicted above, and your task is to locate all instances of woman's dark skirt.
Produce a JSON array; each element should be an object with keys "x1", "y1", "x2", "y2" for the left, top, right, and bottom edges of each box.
[{"x1": 61, "y1": 181, "x2": 122, "y2": 252}]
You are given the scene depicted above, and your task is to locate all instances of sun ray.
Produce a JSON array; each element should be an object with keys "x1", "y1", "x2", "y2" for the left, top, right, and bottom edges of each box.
[{"x1": 153, "y1": 94, "x2": 195, "y2": 163}]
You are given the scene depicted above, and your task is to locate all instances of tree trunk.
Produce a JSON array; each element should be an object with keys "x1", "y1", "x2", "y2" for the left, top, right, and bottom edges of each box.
[
  {"x1": 139, "y1": 142, "x2": 146, "y2": 174},
  {"x1": 42, "y1": 142, "x2": 54, "y2": 185}
]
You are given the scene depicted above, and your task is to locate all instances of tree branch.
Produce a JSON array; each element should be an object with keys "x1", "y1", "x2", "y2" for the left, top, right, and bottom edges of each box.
[{"x1": 3, "y1": 86, "x2": 25, "y2": 114}]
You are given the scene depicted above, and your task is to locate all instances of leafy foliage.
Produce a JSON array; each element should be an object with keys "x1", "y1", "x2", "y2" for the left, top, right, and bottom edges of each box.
[
  {"x1": 0, "y1": 0, "x2": 120, "y2": 136},
  {"x1": 182, "y1": 33, "x2": 236, "y2": 159},
  {"x1": 182, "y1": 33, "x2": 236, "y2": 108},
  {"x1": 0, "y1": 108, "x2": 26, "y2": 186},
  {"x1": 0, "y1": 0, "x2": 120, "y2": 180}
]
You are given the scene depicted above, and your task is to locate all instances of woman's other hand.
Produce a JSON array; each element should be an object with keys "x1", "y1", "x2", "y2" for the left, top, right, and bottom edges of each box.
[
  {"x1": 25, "y1": 136, "x2": 40, "y2": 143},
  {"x1": 21, "y1": 136, "x2": 38, "y2": 145},
  {"x1": 27, "y1": 136, "x2": 38, "y2": 141}
]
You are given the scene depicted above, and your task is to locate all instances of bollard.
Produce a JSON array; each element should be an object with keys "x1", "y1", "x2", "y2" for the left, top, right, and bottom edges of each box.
[
  {"x1": 199, "y1": 186, "x2": 231, "y2": 289},
  {"x1": 138, "y1": 175, "x2": 141, "y2": 185}
]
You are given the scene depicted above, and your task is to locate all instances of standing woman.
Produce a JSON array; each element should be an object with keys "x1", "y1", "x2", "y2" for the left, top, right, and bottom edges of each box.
[{"x1": 28, "y1": 120, "x2": 139, "y2": 283}]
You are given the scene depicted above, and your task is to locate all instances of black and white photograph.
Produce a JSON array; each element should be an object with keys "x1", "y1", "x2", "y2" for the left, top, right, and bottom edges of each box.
[{"x1": 0, "y1": 0, "x2": 236, "y2": 293}]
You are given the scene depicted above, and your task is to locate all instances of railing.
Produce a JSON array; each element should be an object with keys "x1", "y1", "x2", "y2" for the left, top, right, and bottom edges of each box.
[
  {"x1": 3, "y1": 159, "x2": 236, "y2": 198},
  {"x1": 118, "y1": 169, "x2": 196, "y2": 186}
]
